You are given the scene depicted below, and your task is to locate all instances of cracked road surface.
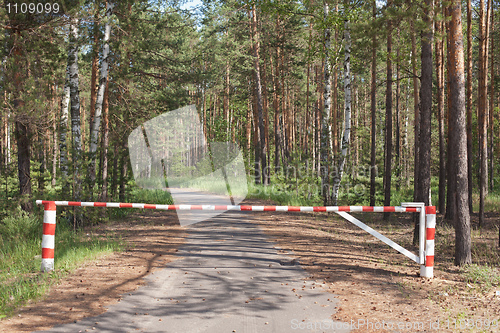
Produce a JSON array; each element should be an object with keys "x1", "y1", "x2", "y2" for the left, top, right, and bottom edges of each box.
[{"x1": 40, "y1": 210, "x2": 349, "y2": 333}]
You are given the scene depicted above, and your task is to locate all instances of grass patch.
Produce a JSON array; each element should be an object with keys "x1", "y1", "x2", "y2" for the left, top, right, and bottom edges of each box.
[
  {"x1": 0, "y1": 207, "x2": 122, "y2": 318},
  {"x1": 461, "y1": 264, "x2": 500, "y2": 291},
  {"x1": 247, "y1": 182, "x2": 322, "y2": 206},
  {"x1": 472, "y1": 193, "x2": 500, "y2": 213}
]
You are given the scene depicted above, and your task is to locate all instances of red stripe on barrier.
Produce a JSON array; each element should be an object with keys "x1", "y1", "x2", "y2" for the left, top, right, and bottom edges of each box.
[
  {"x1": 43, "y1": 201, "x2": 56, "y2": 211},
  {"x1": 168, "y1": 205, "x2": 180, "y2": 210},
  {"x1": 425, "y1": 256, "x2": 434, "y2": 267},
  {"x1": 313, "y1": 207, "x2": 326, "y2": 212},
  {"x1": 426, "y1": 206, "x2": 436, "y2": 214},
  {"x1": 190, "y1": 205, "x2": 203, "y2": 210},
  {"x1": 43, "y1": 223, "x2": 56, "y2": 235},
  {"x1": 338, "y1": 206, "x2": 350, "y2": 211},
  {"x1": 383, "y1": 207, "x2": 396, "y2": 212},
  {"x1": 42, "y1": 248, "x2": 54, "y2": 259},
  {"x1": 144, "y1": 204, "x2": 157, "y2": 209},
  {"x1": 94, "y1": 202, "x2": 107, "y2": 207},
  {"x1": 288, "y1": 206, "x2": 301, "y2": 212},
  {"x1": 426, "y1": 228, "x2": 435, "y2": 240},
  {"x1": 68, "y1": 201, "x2": 82, "y2": 206},
  {"x1": 240, "y1": 206, "x2": 253, "y2": 211},
  {"x1": 405, "y1": 207, "x2": 418, "y2": 212},
  {"x1": 119, "y1": 203, "x2": 133, "y2": 208},
  {"x1": 263, "y1": 206, "x2": 276, "y2": 211},
  {"x1": 362, "y1": 206, "x2": 374, "y2": 212},
  {"x1": 215, "y1": 205, "x2": 228, "y2": 210}
]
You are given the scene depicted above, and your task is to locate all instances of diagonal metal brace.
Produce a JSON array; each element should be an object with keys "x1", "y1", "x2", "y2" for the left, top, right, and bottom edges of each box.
[{"x1": 335, "y1": 211, "x2": 420, "y2": 264}]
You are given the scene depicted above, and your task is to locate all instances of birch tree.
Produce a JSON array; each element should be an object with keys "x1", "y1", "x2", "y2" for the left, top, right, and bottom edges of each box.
[
  {"x1": 89, "y1": 0, "x2": 114, "y2": 192},
  {"x1": 320, "y1": 1, "x2": 333, "y2": 205},
  {"x1": 251, "y1": 4, "x2": 269, "y2": 185},
  {"x1": 68, "y1": 17, "x2": 83, "y2": 226},
  {"x1": 331, "y1": 19, "x2": 351, "y2": 205},
  {"x1": 59, "y1": 68, "x2": 70, "y2": 191}
]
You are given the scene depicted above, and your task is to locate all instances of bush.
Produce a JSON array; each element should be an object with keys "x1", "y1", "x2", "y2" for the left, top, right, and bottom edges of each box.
[{"x1": 0, "y1": 207, "x2": 41, "y2": 243}]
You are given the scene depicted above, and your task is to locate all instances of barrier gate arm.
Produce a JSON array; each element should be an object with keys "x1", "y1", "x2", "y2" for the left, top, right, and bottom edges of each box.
[{"x1": 36, "y1": 200, "x2": 434, "y2": 278}]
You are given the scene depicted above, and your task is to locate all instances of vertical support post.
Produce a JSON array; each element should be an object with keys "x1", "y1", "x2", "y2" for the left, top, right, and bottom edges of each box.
[
  {"x1": 421, "y1": 206, "x2": 436, "y2": 278},
  {"x1": 419, "y1": 204, "x2": 425, "y2": 266},
  {"x1": 41, "y1": 201, "x2": 57, "y2": 272}
]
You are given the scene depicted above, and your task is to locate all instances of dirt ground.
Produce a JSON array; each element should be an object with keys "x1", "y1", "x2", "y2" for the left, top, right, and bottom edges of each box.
[
  {"x1": 1, "y1": 200, "x2": 499, "y2": 332},
  {"x1": 249, "y1": 199, "x2": 500, "y2": 333}
]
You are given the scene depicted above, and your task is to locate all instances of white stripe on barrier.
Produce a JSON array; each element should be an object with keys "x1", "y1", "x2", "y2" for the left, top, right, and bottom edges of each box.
[
  {"x1": 335, "y1": 211, "x2": 420, "y2": 264},
  {"x1": 43, "y1": 210, "x2": 56, "y2": 223},
  {"x1": 41, "y1": 259, "x2": 54, "y2": 272},
  {"x1": 41, "y1": 234, "x2": 55, "y2": 249}
]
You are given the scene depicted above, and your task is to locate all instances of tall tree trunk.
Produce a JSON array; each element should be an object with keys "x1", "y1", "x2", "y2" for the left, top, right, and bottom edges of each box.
[
  {"x1": 11, "y1": 29, "x2": 32, "y2": 212},
  {"x1": 370, "y1": 0, "x2": 377, "y2": 206},
  {"x1": 321, "y1": 1, "x2": 333, "y2": 205},
  {"x1": 52, "y1": 104, "x2": 57, "y2": 187},
  {"x1": 384, "y1": 1, "x2": 393, "y2": 219},
  {"x1": 332, "y1": 20, "x2": 351, "y2": 205},
  {"x1": 435, "y1": 7, "x2": 446, "y2": 214},
  {"x1": 414, "y1": 0, "x2": 433, "y2": 243},
  {"x1": 252, "y1": 86, "x2": 261, "y2": 184},
  {"x1": 89, "y1": 9, "x2": 99, "y2": 142},
  {"x1": 478, "y1": 0, "x2": 491, "y2": 227},
  {"x1": 68, "y1": 17, "x2": 83, "y2": 227},
  {"x1": 100, "y1": 80, "x2": 110, "y2": 201},
  {"x1": 410, "y1": 19, "x2": 420, "y2": 211},
  {"x1": 59, "y1": 68, "x2": 70, "y2": 189},
  {"x1": 395, "y1": 30, "x2": 401, "y2": 190},
  {"x1": 110, "y1": 143, "x2": 119, "y2": 200},
  {"x1": 466, "y1": 0, "x2": 474, "y2": 212},
  {"x1": 446, "y1": 5, "x2": 457, "y2": 221},
  {"x1": 15, "y1": 120, "x2": 32, "y2": 212},
  {"x1": 448, "y1": 0, "x2": 472, "y2": 266},
  {"x1": 251, "y1": 5, "x2": 268, "y2": 185},
  {"x1": 489, "y1": 5, "x2": 495, "y2": 191},
  {"x1": 305, "y1": 21, "x2": 313, "y2": 158},
  {"x1": 119, "y1": 143, "x2": 128, "y2": 202},
  {"x1": 89, "y1": 0, "x2": 113, "y2": 192}
]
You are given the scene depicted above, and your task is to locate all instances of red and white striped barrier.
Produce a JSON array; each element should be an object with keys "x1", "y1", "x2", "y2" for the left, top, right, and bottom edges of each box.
[
  {"x1": 41, "y1": 201, "x2": 57, "y2": 272},
  {"x1": 35, "y1": 200, "x2": 435, "y2": 278},
  {"x1": 422, "y1": 206, "x2": 436, "y2": 278}
]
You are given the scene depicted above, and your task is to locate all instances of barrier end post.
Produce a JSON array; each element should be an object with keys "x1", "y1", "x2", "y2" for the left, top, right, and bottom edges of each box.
[
  {"x1": 421, "y1": 206, "x2": 436, "y2": 278},
  {"x1": 41, "y1": 201, "x2": 56, "y2": 272}
]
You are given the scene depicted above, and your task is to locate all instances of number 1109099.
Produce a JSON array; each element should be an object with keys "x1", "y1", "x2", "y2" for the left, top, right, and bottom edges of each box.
[{"x1": 6, "y1": 2, "x2": 60, "y2": 14}]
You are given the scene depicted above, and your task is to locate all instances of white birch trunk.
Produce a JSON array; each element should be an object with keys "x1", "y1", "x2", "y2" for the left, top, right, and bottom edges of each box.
[
  {"x1": 320, "y1": 1, "x2": 333, "y2": 205},
  {"x1": 68, "y1": 17, "x2": 83, "y2": 210},
  {"x1": 59, "y1": 68, "x2": 70, "y2": 179},
  {"x1": 332, "y1": 20, "x2": 351, "y2": 205},
  {"x1": 89, "y1": 0, "x2": 114, "y2": 187}
]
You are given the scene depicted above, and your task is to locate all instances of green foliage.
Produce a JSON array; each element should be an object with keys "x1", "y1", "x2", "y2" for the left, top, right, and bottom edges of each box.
[{"x1": 0, "y1": 207, "x2": 41, "y2": 243}]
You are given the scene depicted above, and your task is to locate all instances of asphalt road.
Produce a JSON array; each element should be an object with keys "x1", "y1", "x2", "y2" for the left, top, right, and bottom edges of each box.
[{"x1": 40, "y1": 209, "x2": 350, "y2": 333}]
